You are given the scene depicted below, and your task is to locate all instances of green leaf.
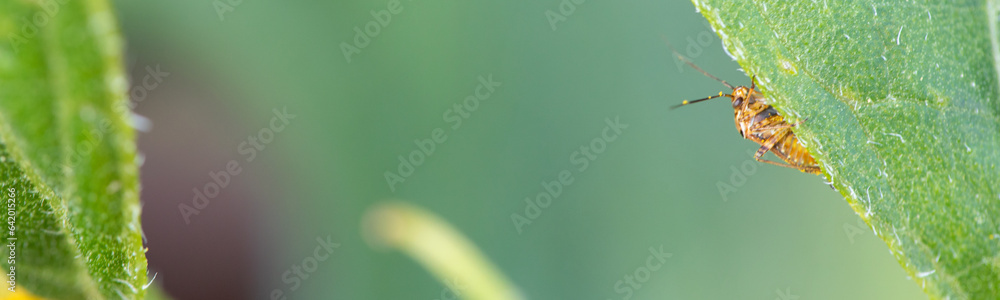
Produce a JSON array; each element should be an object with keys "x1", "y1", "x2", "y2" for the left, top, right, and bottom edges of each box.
[
  {"x1": 0, "y1": 0, "x2": 147, "y2": 299},
  {"x1": 691, "y1": 0, "x2": 1000, "y2": 298}
]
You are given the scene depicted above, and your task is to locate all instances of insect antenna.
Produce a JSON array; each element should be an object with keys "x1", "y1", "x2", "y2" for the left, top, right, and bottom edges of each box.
[
  {"x1": 670, "y1": 92, "x2": 732, "y2": 110},
  {"x1": 662, "y1": 36, "x2": 734, "y2": 89}
]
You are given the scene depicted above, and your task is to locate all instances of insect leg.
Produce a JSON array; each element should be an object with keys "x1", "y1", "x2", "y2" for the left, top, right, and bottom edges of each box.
[{"x1": 754, "y1": 146, "x2": 803, "y2": 169}]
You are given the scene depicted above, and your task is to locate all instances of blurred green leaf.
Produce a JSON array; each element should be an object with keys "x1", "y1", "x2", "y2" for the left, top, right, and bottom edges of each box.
[
  {"x1": 693, "y1": 0, "x2": 1000, "y2": 298},
  {"x1": 0, "y1": 0, "x2": 146, "y2": 299}
]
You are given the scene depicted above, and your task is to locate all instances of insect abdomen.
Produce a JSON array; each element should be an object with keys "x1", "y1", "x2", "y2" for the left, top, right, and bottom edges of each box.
[
  {"x1": 740, "y1": 101, "x2": 822, "y2": 174},
  {"x1": 773, "y1": 132, "x2": 820, "y2": 173}
]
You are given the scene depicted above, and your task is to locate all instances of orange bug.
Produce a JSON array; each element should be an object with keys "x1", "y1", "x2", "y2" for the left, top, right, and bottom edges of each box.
[{"x1": 670, "y1": 51, "x2": 822, "y2": 174}]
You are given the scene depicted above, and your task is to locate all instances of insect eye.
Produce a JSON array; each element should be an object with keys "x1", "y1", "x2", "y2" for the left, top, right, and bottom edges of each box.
[{"x1": 732, "y1": 97, "x2": 743, "y2": 108}]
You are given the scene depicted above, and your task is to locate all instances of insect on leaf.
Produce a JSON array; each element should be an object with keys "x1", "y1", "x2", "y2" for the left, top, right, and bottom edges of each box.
[
  {"x1": 0, "y1": 0, "x2": 147, "y2": 299},
  {"x1": 692, "y1": 0, "x2": 1000, "y2": 298}
]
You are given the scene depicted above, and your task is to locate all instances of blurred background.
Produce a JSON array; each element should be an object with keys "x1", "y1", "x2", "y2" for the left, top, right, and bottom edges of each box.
[{"x1": 116, "y1": 1, "x2": 926, "y2": 299}]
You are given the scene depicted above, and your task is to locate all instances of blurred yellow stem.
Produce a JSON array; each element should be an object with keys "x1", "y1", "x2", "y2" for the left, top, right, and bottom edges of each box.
[{"x1": 363, "y1": 202, "x2": 522, "y2": 300}]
